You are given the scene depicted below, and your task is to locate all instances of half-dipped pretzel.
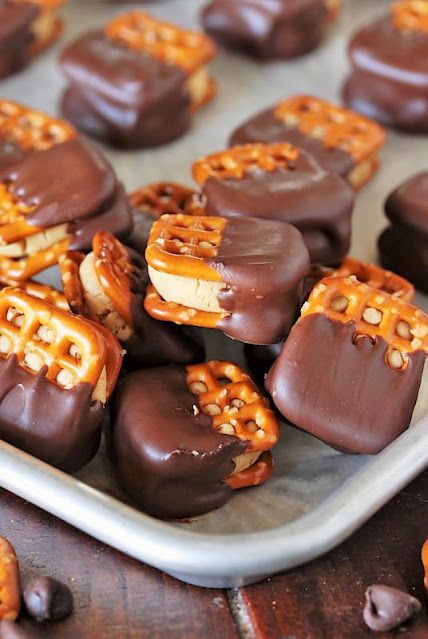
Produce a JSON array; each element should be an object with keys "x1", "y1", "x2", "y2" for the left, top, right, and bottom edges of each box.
[
  {"x1": 129, "y1": 182, "x2": 203, "y2": 218},
  {"x1": 226, "y1": 451, "x2": 273, "y2": 489},
  {"x1": 16, "y1": 0, "x2": 65, "y2": 57},
  {"x1": 0, "y1": 287, "x2": 115, "y2": 402},
  {"x1": 0, "y1": 537, "x2": 20, "y2": 622},
  {"x1": 274, "y1": 96, "x2": 386, "y2": 189},
  {"x1": 301, "y1": 276, "x2": 428, "y2": 370},
  {"x1": 192, "y1": 143, "x2": 300, "y2": 184},
  {"x1": 423, "y1": 538, "x2": 428, "y2": 590},
  {"x1": 392, "y1": 0, "x2": 428, "y2": 33},
  {"x1": 0, "y1": 100, "x2": 75, "y2": 152},
  {"x1": 333, "y1": 257, "x2": 415, "y2": 301},
  {"x1": 187, "y1": 360, "x2": 279, "y2": 452},
  {"x1": 144, "y1": 283, "x2": 224, "y2": 328},
  {"x1": 106, "y1": 11, "x2": 216, "y2": 74}
]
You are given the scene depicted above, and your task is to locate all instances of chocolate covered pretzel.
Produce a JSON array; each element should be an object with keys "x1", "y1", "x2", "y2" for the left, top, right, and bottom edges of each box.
[
  {"x1": 60, "y1": 11, "x2": 216, "y2": 148},
  {"x1": 0, "y1": 100, "x2": 76, "y2": 170},
  {"x1": 0, "y1": 287, "x2": 123, "y2": 470},
  {"x1": 111, "y1": 360, "x2": 279, "y2": 518},
  {"x1": 343, "y1": 1, "x2": 428, "y2": 132},
  {"x1": 145, "y1": 213, "x2": 310, "y2": 344},
  {"x1": 127, "y1": 182, "x2": 202, "y2": 253},
  {"x1": 192, "y1": 142, "x2": 355, "y2": 265},
  {"x1": 0, "y1": 0, "x2": 64, "y2": 79},
  {"x1": 201, "y1": 0, "x2": 341, "y2": 60},
  {"x1": 266, "y1": 276, "x2": 428, "y2": 453},
  {"x1": 230, "y1": 95, "x2": 386, "y2": 190},
  {"x1": 0, "y1": 136, "x2": 132, "y2": 281},
  {"x1": 59, "y1": 231, "x2": 204, "y2": 369},
  {"x1": 0, "y1": 537, "x2": 20, "y2": 622}
]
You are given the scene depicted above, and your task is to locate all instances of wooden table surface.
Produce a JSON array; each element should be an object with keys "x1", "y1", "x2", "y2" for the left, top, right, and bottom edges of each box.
[{"x1": 0, "y1": 470, "x2": 427, "y2": 639}]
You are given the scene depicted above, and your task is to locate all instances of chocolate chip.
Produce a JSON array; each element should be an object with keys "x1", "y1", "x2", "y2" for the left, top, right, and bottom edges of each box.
[
  {"x1": 23, "y1": 577, "x2": 73, "y2": 622},
  {"x1": 0, "y1": 621, "x2": 33, "y2": 639},
  {"x1": 363, "y1": 584, "x2": 421, "y2": 632}
]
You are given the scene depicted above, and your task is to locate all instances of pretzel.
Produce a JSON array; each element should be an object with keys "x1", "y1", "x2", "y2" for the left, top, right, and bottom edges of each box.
[
  {"x1": 333, "y1": 257, "x2": 415, "y2": 302},
  {"x1": 392, "y1": 0, "x2": 428, "y2": 33},
  {"x1": 274, "y1": 96, "x2": 385, "y2": 163},
  {"x1": 58, "y1": 250, "x2": 86, "y2": 316},
  {"x1": 0, "y1": 237, "x2": 70, "y2": 282},
  {"x1": 105, "y1": 11, "x2": 216, "y2": 74},
  {"x1": 144, "y1": 283, "x2": 226, "y2": 328},
  {"x1": 324, "y1": 0, "x2": 342, "y2": 21},
  {"x1": 226, "y1": 451, "x2": 273, "y2": 490},
  {"x1": 0, "y1": 100, "x2": 75, "y2": 152},
  {"x1": 192, "y1": 143, "x2": 300, "y2": 185},
  {"x1": 422, "y1": 538, "x2": 428, "y2": 590},
  {"x1": 129, "y1": 182, "x2": 204, "y2": 218},
  {"x1": 0, "y1": 277, "x2": 68, "y2": 310},
  {"x1": 146, "y1": 213, "x2": 226, "y2": 280},
  {"x1": 0, "y1": 287, "x2": 108, "y2": 398},
  {"x1": 300, "y1": 276, "x2": 428, "y2": 370},
  {"x1": 0, "y1": 537, "x2": 20, "y2": 622},
  {"x1": 186, "y1": 360, "x2": 279, "y2": 452}
]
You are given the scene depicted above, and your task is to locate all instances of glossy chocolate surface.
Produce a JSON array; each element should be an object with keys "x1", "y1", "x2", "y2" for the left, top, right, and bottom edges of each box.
[
  {"x1": 203, "y1": 150, "x2": 355, "y2": 265},
  {"x1": 344, "y1": 16, "x2": 428, "y2": 131},
  {"x1": 202, "y1": 0, "x2": 328, "y2": 60},
  {"x1": 60, "y1": 32, "x2": 190, "y2": 148},
  {"x1": 0, "y1": 354, "x2": 104, "y2": 471},
  {"x1": 0, "y1": 138, "x2": 132, "y2": 250},
  {"x1": 363, "y1": 585, "x2": 422, "y2": 632},
  {"x1": 0, "y1": 1, "x2": 37, "y2": 79},
  {"x1": 385, "y1": 172, "x2": 428, "y2": 233},
  {"x1": 0, "y1": 141, "x2": 26, "y2": 170},
  {"x1": 206, "y1": 216, "x2": 309, "y2": 344},
  {"x1": 111, "y1": 366, "x2": 246, "y2": 519},
  {"x1": 266, "y1": 314, "x2": 425, "y2": 454},
  {"x1": 229, "y1": 107, "x2": 354, "y2": 178}
]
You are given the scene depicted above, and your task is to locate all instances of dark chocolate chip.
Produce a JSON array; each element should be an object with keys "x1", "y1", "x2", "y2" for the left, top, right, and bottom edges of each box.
[
  {"x1": 23, "y1": 577, "x2": 73, "y2": 622},
  {"x1": 363, "y1": 584, "x2": 421, "y2": 632}
]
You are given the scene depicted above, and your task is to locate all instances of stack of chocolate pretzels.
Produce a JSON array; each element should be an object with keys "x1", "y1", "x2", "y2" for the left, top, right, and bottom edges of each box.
[{"x1": 0, "y1": 1, "x2": 426, "y2": 521}]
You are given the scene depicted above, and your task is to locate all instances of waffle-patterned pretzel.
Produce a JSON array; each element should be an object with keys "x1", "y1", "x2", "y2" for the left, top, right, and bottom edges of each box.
[
  {"x1": 146, "y1": 213, "x2": 226, "y2": 280},
  {"x1": 0, "y1": 537, "x2": 20, "y2": 622},
  {"x1": 106, "y1": 11, "x2": 216, "y2": 74},
  {"x1": 392, "y1": 1, "x2": 428, "y2": 33},
  {"x1": 144, "y1": 283, "x2": 226, "y2": 328},
  {"x1": 0, "y1": 182, "x2": 42, "y2": 245},
  {"x1": 129, "y1": 182, "x2": 204, "y2": 218},
  {"x1": 226, "y1": 451, "x2": 273, "y2": 490},
  {"x1": 422, "y1": 538, "x2": 428, "y2": 590},
  {"x1": 0, "y1": 237, "x2": 70, "y2": 282},
  {"x1": 58, "y1": 251, "x2": 85, "y2": 316},
  {"x1": 0, "y1": 276, "x2": 68, "y2": 311},
  {"x1": 0, "y1": 287, "x2": 108, "y2": 395},
  {"x1": 274, "y1": 96, "x2": 385, "y2": 162},
  {"x1": 301, "y1": 276, "x2": 428, "y2": 370},
  {"x1": 186, "y1": 360, "x2": 279, "y2": 452},
  {"x1": 192, "y1": 143, "x2": 300, "y2": 185},
  {"x1": 92, "y1": 231, "x2": 137, "y2": 328},
  {"x1": 333, "y1": 257, "x2": 415, "y2": 302},
  {"x1": 0, "y1": 100, "x2": 75, "y2": 151}
]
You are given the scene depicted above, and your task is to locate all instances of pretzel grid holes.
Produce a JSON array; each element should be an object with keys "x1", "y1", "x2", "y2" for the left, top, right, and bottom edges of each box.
[
  {"x1": 151, "y1": 214, "x2": 225, "y2": 257},
  {"x1": 186, "y1": 361, "x2": 279, "y2": 451}
]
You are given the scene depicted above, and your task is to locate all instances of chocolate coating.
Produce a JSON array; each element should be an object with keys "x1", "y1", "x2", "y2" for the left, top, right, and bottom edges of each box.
[
  {"x1": 0, "y1": 138, "x2": 132, "y2": 250},
  {"x1": 343, "y1": 16, "x2": 428, "y2": 131},
  {"x1": 206, "y1": 216, "x2": 309, "y2": 344},
  {"x1": 23, "y1": 577, "x2": 74, "y2": 622},
  {"x1": 111, "y1": 366, "x2": 247, "y2": 519},
  {"x1": 0, "y1": 355, "x2": 104, "y2": 471},
  {"x1": 363, "y1": 584, "x2": 421, "y2": 632},
  {"x1": 0, "y1": 1, "x2": 37, "y2": 79},
  {"x1": 229, "y1": 107, "x2": 354, "y2": 179},
  {"x1": 60, "y1": 32, "x2": 190, "y2": 148},
  {"x1": 266, "y1": 314, "x2": 425, "y2": 454},
  {"x1": 378, "y1": 172, "x2": 428, "y2": 294},
  {"x1": 202, "y1": 0, "x2": 329, "y2": 60},
  {"x1": 203, "y1": 150, "x2": 355, "y2": 265},
  {"x1": 0, "y1": 142, "x2": 26, "y2": 171}
]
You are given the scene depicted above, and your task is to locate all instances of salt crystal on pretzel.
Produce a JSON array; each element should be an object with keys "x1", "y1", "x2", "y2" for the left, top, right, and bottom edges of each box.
[
  {"x1": 0, "y1": 287, "x2": 123, "y2": 470},
  {"x1": 266, "y1": 276, "x2": 428, "y2": 454},
  {"x1": 0, "y1": 537, "x2": 20, "y2": 622},
  {"x1": 111, "y1": 362, "x2": 277, "y2": 518},
  {"x1": 0, "y1": 275, "x2": 69, "y2": 311},
  {"x1": 145, "y1": 212, "x2": 310, "y2": 344}
]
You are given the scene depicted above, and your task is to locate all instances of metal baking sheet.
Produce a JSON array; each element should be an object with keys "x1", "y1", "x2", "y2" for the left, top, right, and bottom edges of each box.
[{"x1": 0, "y1": 0, "x2": 427, "y2": 588}]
